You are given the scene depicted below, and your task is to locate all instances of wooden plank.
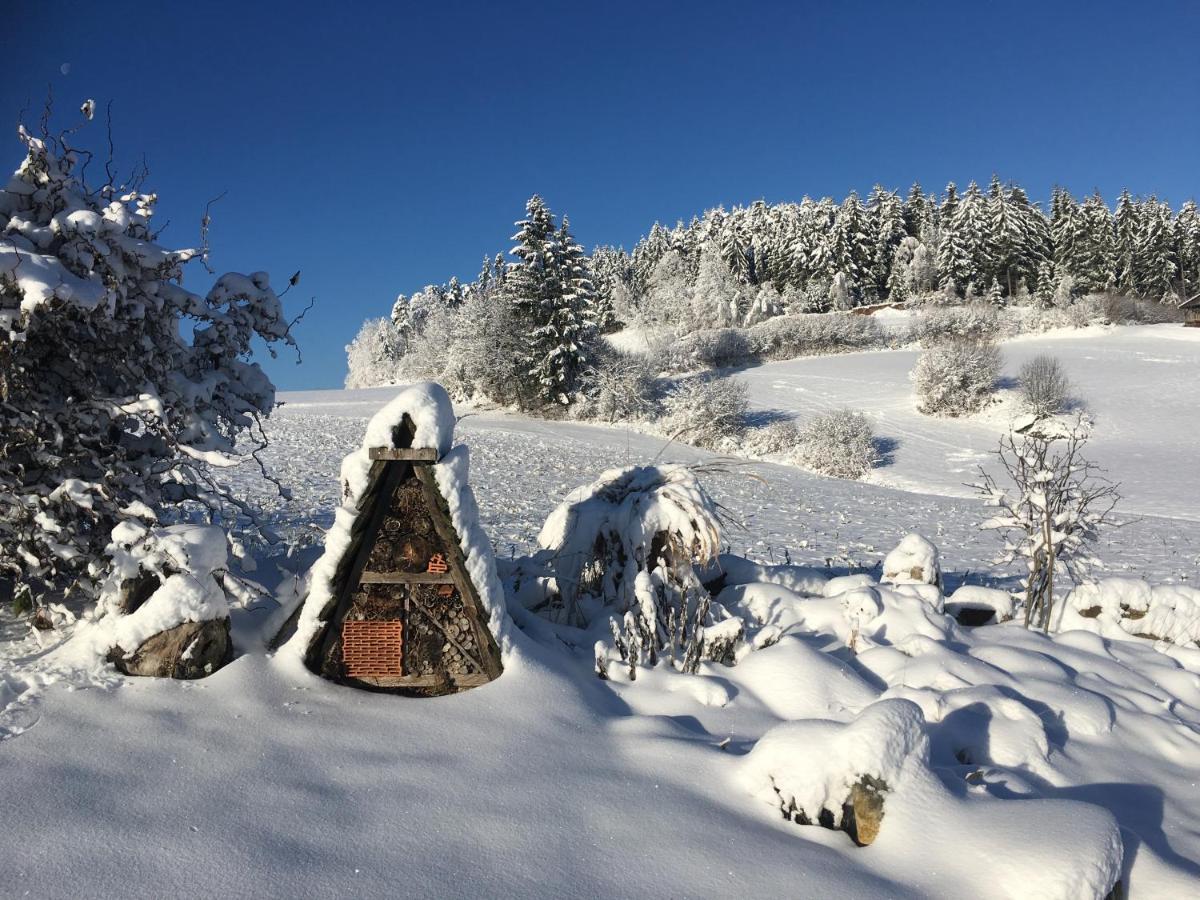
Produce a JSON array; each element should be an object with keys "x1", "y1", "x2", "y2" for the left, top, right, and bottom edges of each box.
[
  {"x1": 357, "y1": 570, "x2": 458, "y2": 585},
  {"x1": 368, "y1": 447, "x2": 439, "y2": 461}
]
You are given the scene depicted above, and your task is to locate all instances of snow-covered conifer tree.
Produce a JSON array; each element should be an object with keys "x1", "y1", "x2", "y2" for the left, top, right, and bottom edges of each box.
[
  {"x1": 506, "y1": 198, "x2": 595, "y2": 407},
  {"x1": 0, "y1": 122, "x2": 294, "y2": 607}
]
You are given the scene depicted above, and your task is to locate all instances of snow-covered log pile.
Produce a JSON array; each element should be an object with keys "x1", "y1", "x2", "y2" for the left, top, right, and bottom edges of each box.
[
  {"x1": 63, "y1": 523, "x2": 246, "y2": 678},
  {"x1": 1055, "y1": 577, "x2": 1200, "y2": 647},
  {"x1": 0, "y1": 122, "x2": 294, "y2": 609},
  {"x1": 283, "y1": 381, "x2": 508, "y2": 691}
]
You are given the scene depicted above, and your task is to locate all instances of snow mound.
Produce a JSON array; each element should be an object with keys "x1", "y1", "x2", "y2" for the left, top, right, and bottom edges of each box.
[
  {"x1": 705, "y1": 553, "x2": 829, "y2": 596},
  {"x1": 1056, "y1": 578, "x2": 1200, "y2": 647},
  {"x1": 881, "y1": 533, "x2": 941, "y2": 588},
  {"x1": 740, "y1": 697, "x2": 1123, "y2": 897},
  {"x1": 282, "y1": 383, "x2": 510, "y2": 668},
  {"x1": 740, "y1": 698, "x2": 927, "y2": 834},
  {"x1": 945, "y1": 585, "x2": 1016, "y2": 624},
  {"x1": 59, "y1": 523, "x2": 230, "y2": 667}
]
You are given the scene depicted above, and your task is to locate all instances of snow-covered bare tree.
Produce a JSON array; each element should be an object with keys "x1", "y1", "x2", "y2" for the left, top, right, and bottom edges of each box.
[
  {"x1": 0, "y1": 120, "x2": 295, "y2": 609},
  {"x1": 974, "y1": 422, "x2": 1120, "y2": 632}
]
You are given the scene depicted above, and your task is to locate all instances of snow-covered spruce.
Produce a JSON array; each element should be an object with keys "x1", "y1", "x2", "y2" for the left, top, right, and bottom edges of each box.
[
  {"x1": 280, "y1": 382, "x2": 510, "y2": 669},
  {"x1": 0, "y1": 125, "x2": 294, "y2": 608}
]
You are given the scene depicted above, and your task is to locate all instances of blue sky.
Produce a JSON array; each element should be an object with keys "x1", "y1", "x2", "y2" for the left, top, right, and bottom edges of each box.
[{"x1": 7, "y1": 1, "x2": 1198, "y2": 389}]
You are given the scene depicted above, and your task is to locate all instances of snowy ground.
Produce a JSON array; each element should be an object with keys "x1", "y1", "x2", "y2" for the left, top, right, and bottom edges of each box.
[
  {"x1": 738, "y1": 323, "x2": 1200, "y2": 521},
  {"x1": 2, "y1": 325, "x2": 1199, "y2": 898}
]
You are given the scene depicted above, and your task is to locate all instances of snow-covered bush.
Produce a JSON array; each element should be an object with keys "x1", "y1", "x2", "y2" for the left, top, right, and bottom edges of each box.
[
  {"x1": 667, "y1": 327, "x2": 753, "y2": 371},
  {"x1": 0, "y1": 122, "x2": 294, "y2": 608},
  {"x1": 663, "y1": 375, "x2": 749, "y2": 449},
  {"x1": 911, "y1": 337, "x2": 1001, "y2": 417},
  {"x1": 344, "y1": 317, "x2": 405, "y2": 388},
  {"x1": 526, "y1": 464, "x2": 741, "y2": 676},
  {"x1": 1018, "y1": 354, "x2": 1072, "y2": 418},
  {"x1": 747, "y1": 313, "x2": 884, "y2": 361},
  {"x1": 1098, "y1": 291, "x2": 1185, "y2": 325},
  {"x1": 793, "y1": 409, "x2": 879, "y2": 479},
  {"x1": 742, "y1": 419, "x2": 802, "y2": 457},
  {"x1": 577, "y1": 348, "x2": 662, "y2": 423}
]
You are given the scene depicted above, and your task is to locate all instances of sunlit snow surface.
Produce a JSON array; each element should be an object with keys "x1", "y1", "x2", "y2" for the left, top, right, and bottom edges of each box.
[{"x1": 2, "y1": 326, "x2": 1199, "y2": 898}]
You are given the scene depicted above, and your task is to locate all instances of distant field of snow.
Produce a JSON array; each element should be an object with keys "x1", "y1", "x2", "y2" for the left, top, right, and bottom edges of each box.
[
  {"x1": 2, "y1": 324, "x2": 1199, "y2": 898},
  {"x1": 737, "y1": 324, "x2": 1200, "y2": 520}
]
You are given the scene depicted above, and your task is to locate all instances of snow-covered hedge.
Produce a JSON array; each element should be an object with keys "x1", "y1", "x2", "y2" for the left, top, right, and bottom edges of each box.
[
  {"x1": 747, "y1": 312, "x2": 886, "y2": 361},
  {"x1": 0, "y1": 123, "x2": 294, "y2": 605}
]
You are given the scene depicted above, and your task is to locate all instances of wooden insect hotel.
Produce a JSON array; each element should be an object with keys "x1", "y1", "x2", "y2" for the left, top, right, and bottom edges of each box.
[{"x1": 284, "y1": 384, "x2": 504, "y2": 696}]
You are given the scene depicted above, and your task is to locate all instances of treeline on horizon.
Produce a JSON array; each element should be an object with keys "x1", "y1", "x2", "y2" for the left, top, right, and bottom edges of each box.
[{"x1": 392, "y1": 176, "x2": 1200, "y2": 333}]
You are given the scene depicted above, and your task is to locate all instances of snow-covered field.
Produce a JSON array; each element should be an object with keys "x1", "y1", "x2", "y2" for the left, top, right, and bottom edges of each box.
[
  {"x1": 2, "y1": 325, "x2": 1199, "y2": 898},
  {"x1": 738, "y1": 324, "x2": 1200, "y2": 521}
]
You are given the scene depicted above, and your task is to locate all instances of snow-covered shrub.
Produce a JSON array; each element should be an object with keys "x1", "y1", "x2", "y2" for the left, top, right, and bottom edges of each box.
[
  {"x1": 742, "y1": 419, "x2": 802, "y2": 457},
  {"x1": 577, "y1": 348, "x2": 662, "y2": 423},
  {"x1": 1018, "y1": 355, "x2": 1072, "y2": 418},
  {"x1": 663, "y1": 375, "x2": 749, "y2": 449},
  {"x1": 0, "y1": 123, "x2": 294, "y2": 607},
  {"x1": 528, "y1": 464, "x2": 741, "y2": 676},
  {"x1": 666, "y1": 327, "x2": 753, "y2": 371},
  {"x1": 793, "y1": 409, "x2": 879, "y2": 479},
  {"x1": 344, "y1": 317, "x2": 405, "y2": 388},
  {"x1": 1098, "y1": 291, "x2": 1185, "y2": 325},
  {"x1": 747, "y1": 313, "x2": 884, "y2": 361},
  {"x1": 911, "y1": 337, "x2": 1001, "y2": 417}
]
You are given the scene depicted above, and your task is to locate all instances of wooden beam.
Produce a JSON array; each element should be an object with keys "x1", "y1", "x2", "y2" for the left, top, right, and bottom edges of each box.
[
  {"x1": 357, "y1": 570, "x2": 457, "y2": 585},
  {"x1": 368, "y1": 447, "x2": 439, "y2": 462},
  {"x1": 358, "y1": 673, "x2": 492, "y2": 689}
]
